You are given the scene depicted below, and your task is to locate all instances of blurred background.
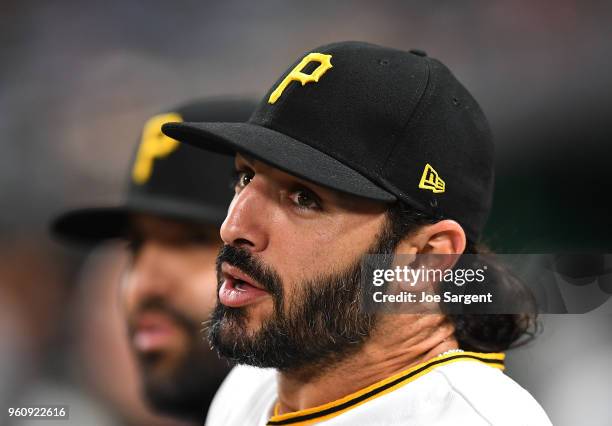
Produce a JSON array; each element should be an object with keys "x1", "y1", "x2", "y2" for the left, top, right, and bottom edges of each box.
[{"x1": 1, "y1": 1, "x2": 611, "y2": 425}]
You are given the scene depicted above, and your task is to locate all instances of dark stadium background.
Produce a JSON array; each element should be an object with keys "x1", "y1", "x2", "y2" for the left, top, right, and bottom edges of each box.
[{"x1": 1, "y1": 1, "x2": 611, "y2": 425}]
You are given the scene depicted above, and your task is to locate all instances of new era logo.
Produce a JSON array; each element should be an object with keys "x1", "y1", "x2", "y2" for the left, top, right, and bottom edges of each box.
[{"x1": 419, "y1": 164, "x2": 445, "y2": 193}]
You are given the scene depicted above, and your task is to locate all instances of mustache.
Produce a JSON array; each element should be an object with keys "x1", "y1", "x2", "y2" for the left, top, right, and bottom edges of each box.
[
  {"x1": 216, "y1": 244, "x2": 284, "y2": 297},
  {"x1": 127, "y1": 298, "x2": 199, "y2": 338}
]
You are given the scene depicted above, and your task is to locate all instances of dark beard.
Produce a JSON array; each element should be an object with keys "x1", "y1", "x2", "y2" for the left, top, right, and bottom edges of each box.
[
  {"x1": 129, "y1": 299, "x2": 229, "y2": 423},
  {"x1": 208, "y1": 224, "x2": 397, "y2": 374}
]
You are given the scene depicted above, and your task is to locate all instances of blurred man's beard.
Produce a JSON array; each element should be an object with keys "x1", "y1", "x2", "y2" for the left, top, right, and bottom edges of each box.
[
  {"x1": 209, "y1": 229, "x2": 396, "y2": 373},
  {"x1": 129, "y1": 300, "x2": 228, "y2": 422}
]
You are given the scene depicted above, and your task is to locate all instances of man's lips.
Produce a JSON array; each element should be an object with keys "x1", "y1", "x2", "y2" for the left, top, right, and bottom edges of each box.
[
  {"x1": 219, "y1": 262, "x2": 270, "y2": 307},
  {"x1": 221, "y1": 263, "x2": 265, "y2": 289},
  {"x1": 132, "y1": 312, "x2": 182, "y2": 352}
]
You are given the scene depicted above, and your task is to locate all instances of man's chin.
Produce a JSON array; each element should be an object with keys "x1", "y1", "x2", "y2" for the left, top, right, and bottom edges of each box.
[
  {"x1": 212, "y1": 316, "x2": 254, "y2": 349},
  {"x1": 138, "y1": 344, "x2": 230, "y2": 422},
  {"x1": 209, "y1": 313, "x2": 260, "y2": 361},
  {"x1": 137, "y1": 351, "x2": 182, "y2": 381}
]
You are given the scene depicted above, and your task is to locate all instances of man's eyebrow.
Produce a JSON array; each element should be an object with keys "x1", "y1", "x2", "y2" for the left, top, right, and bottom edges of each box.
[{"x1": 237, "y1": 153, "x2": 256, "y2": 165}]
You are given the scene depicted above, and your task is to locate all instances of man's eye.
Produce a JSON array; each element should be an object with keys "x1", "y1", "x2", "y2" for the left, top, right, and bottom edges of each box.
[
  {"x1": 233, "y1": 169, "x2": 254, "y2": 189},
  {"x1": 291, "y1": 189, "x2": 321, "y2": 210}
]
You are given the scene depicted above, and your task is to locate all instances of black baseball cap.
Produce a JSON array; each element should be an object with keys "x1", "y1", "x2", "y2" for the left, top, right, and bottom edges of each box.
[
  {"x1": 162, "y1": 42, "x2": 494, "y2": 242},
  {"x1": 51, "y1": 98, "x2": 257, "y2": 244}
]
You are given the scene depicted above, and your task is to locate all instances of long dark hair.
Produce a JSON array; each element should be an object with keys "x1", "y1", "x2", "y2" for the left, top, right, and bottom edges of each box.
[{"x1": 385, "y1": 202, "x2": 538, "y2": 352}]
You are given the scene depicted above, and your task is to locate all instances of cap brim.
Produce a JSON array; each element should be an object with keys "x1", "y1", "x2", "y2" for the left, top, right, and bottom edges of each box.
[
  {"x1": 51, "y1": 197, "x2": 228, "y2": 245},
  {"x1": 51, "y1": 206, "x2": 130, "y2": 244},
  {"x1": 162, "y1": 122, "x2": 397, "y2": 203}
]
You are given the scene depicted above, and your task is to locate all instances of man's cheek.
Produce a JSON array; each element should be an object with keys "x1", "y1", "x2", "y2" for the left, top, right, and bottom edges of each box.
[
  {"x1": 118, "y1": 278, "x2": 136, "y2": 317},
  {"x1": 288, "y1": 246, "x2": 343, "y2": 278},
  {"x1": 188, "y1": 276, "x2": 219, "y2": 315}
]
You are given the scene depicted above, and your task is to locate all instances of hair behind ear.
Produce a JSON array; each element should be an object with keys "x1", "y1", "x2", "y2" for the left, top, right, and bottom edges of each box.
[
  {"x1": 386, "y1": 202, "x2": 538, "y2": 352},
  {"x1": 446, "y1": 242, "x2": 538, "y2": 351}
]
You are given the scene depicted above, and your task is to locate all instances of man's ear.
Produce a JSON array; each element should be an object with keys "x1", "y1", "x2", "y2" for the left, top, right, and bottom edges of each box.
[
  {"x1": 395, "y1": 219, "x2": 467, "y2": 255},
  {"x1": 420, "y1": 220, "x2": 466, "y2": 254}
]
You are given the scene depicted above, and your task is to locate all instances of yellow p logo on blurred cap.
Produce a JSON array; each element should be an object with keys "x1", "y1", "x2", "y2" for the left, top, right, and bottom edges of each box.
[{"x1": 131, "y1": 112, "x2": 183, "y2": 184}]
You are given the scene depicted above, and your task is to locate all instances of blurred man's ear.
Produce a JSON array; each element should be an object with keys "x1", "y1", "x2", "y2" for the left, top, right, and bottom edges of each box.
[{"x1": 394, "y1": 220, "x2": 467, "y2": 256}]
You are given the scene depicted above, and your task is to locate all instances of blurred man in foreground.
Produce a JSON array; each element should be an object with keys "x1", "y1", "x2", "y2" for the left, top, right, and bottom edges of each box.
[{"x1": 52, "y1": 98, "x2": 255, "y2": 423}]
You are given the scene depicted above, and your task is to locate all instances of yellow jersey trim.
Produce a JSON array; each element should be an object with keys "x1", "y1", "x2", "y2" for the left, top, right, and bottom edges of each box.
[{"x1": 267, "y1": 351, "x2": 505, "y2": 426}]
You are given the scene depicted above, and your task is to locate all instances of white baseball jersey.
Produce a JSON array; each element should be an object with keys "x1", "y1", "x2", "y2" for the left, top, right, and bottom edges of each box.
[{"x1": 206, "y1": 351, "x2": 551, "y2": 426}]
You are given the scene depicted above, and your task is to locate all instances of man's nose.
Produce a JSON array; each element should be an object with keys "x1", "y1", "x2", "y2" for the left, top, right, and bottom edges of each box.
[
  {"x1": 220, "y1": 182, "x2": 270, "y2": 253},
  {"x1": 123, "y1": 241, "x2": 175, "y2": 305}
]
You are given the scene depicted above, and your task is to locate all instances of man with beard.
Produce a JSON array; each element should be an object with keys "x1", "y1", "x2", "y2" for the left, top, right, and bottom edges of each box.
[
  {"x1": 163, "y1": 43, "x2": 551, "y2": 425},
  {"x1": 52, "y1": 98, "x2": 256, "y2": 423}
]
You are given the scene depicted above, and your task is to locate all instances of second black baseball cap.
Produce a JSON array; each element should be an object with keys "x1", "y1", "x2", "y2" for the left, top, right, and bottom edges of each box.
[
  {"x1": 52, "y1": 98, "x2": 256, "y2": 244},
  {"x1": 162, "y1": 42, "x2": 494, "y2": 242}
]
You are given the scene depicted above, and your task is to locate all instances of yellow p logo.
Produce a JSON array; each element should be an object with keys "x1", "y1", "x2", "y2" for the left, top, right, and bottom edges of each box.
[
  {"x1": 419, "y1": 164, "x2": 446, "y2": 193},
  {"x1": 132, "y1": 112, "x2": 183, "y2": 184},
  {"x1": 268, "y1": 52, "x2": 333, "y2": 104}
]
